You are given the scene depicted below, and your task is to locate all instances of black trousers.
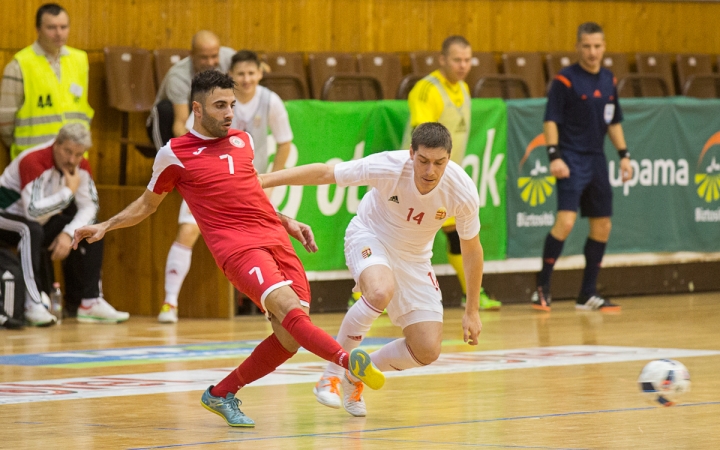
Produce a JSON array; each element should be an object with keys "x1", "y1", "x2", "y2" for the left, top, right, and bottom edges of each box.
[
  {"x1": 146, "y1": 98, "x2": 175, "y2": 150},
  {"x1": 0, "y1": 204, "x2": 104, "y2": 315}
]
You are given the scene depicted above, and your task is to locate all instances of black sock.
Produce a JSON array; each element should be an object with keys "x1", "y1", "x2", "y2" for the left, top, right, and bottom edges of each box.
[
  {"x1": 538, "y1": 233, "x2": 565, "y2": 288},
  {"x1": 580, "y1": 238, "x2": 606, "y2": 298}
]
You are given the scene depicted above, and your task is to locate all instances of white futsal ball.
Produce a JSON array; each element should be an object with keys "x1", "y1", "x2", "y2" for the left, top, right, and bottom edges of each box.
[{"x1": 637, "y1": 359, "x2": 691, "y2": 406}]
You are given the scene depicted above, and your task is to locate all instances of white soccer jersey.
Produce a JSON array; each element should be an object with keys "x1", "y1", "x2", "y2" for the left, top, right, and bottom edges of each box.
[{"x1": 334, "y1": 150, "x2": 480, "y2": 262}]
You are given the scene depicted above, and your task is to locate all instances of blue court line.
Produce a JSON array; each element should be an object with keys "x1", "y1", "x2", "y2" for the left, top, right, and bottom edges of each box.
[
  {"x1": 126, "y1": 400, "x2": 720, "y2": 449},
  {"x1": 312, "y1": 435, "x2": 587, "y2": 449}
]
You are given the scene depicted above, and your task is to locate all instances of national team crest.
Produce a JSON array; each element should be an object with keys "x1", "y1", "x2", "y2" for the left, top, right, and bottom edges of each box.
[
  {"x1": 230, "y1": 136, "x2": 245, "y2": 148},
  {"x1": 361, "y1": 247, "x2": 372, "y2": 259},
  {"x1": 435, "y1": 207, "x2": 447, "y2": 220}
]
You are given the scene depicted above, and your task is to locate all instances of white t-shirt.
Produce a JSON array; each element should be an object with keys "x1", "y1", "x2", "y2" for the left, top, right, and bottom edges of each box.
[
  {"x1": 334, "y1": 150, "x2": 480, "y2": 262},
  {"x1": 185, "y1": 88, "x2": 293, "y2": 144}
]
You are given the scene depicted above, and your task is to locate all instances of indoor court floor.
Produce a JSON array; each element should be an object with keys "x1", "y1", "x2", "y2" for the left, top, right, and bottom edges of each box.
[{"x1": 1, "y1": 292, "x2": 718, "y2": 449}]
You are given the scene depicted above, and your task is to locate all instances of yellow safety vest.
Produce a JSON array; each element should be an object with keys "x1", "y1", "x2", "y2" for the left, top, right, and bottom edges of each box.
[
  {"x1": 402, "y1": 72, "x2": 471, "y2": 165},
  {"x1": 11, "y1": 45, "x2": 94, "y2": 159}
]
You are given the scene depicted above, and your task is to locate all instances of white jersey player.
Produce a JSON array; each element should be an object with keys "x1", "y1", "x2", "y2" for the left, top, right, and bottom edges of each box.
[{"x1": 260, "y1": 122, "x2": 484, "y2": 417}]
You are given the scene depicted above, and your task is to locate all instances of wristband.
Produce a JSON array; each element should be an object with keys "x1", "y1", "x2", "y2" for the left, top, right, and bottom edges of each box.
[
  {"x1": 618, "y1": 149, "x2": 629, "y2": 160},
  {"x1": 547, "y1": 145, "x2": 561, "y2": 162}
]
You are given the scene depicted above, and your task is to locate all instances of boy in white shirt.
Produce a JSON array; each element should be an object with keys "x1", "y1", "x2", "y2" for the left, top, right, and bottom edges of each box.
[
  {"x1": 159, "y1": 50, "x2": 294, "y2": 323},
  {"x1": 260, "y1": 122, "x2": 484, "y2": 417}
]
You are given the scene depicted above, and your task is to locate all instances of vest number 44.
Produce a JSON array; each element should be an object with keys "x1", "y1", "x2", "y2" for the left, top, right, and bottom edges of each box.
[{"x1": 37, "y1": 95, "x2": 53, "y2": 108}]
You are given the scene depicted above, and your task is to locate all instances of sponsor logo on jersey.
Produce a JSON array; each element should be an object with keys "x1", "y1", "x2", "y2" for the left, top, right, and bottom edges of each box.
[
  {"x1": 695, "y1": 131, "x2": 720, "y2": 203},
  {"x1": 361, "y1": 247, "x2": 372, "y2": 259},
  {"x1": 193, "y1": 146, "x2": 206, "y2": 155},
  {"x1": 435, "y1": 207, "x2": 447, "y2": 220},
  {"x1": 388, "y1": 195, "x2": 399, "y2": 203},
  {"x1": 517, "y1": 134, "x2": 556, "y2": 206},
  {"x1": 230, "y1": 136, "x2": 245, "y2": 148}
]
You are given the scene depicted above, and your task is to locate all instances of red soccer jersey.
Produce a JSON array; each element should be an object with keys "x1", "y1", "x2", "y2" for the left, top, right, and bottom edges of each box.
[{"x1": 148, "y1": 129, "x2": 289, "y2": 268}]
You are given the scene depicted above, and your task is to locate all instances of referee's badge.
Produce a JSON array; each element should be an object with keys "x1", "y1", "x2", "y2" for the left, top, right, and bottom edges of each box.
[
  {"x1": 361, "y1": 247, "x2": 372, "y2": 259},
  {"x1": 604, "y1": 104, "x2": 615, "y2": 124}
]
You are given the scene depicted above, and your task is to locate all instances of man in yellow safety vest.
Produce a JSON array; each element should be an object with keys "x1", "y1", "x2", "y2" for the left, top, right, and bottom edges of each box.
[{"x1": 0, "y1": 3, "x2": 93, "y2": 159}]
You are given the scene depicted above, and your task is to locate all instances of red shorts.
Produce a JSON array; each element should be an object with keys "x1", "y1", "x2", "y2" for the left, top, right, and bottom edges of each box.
[{"x1": 223, "y1": 243, "x2": 311, "y2": 313}]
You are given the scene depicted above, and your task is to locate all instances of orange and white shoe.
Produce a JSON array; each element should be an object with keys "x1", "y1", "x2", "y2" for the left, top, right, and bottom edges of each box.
[
  {"x1": 342, "y1": 372, "x2": 367, "y2": 417},
  {"x1": 313, "y1": 375, "x2": 341, "y2": 409}
]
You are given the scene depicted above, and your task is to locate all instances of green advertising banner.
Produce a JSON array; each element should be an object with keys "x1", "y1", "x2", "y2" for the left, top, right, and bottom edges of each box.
[
  {"x1": 271, "y1": 99, "x2": 507, "y2": 272},
  {"x1": 506, "y1": 97, "x2": 720, "y2": 258}
]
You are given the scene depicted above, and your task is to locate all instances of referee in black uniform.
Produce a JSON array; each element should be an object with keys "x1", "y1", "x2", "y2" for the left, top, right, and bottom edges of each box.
[{"x1": 531, "y1": 22, "x2": 633, "y2": 312}]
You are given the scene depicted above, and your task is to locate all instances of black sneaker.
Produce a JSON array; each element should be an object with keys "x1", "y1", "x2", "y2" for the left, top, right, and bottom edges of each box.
[
  {"x1": 576, "y1": 294, "x2": 621, "y2": 312},
  {"x1": 531, "y1": 286, "x2": 551, "y2": 311},
  {"x1": 0, "y1": 314, "x2": 25, "y2": 330}
]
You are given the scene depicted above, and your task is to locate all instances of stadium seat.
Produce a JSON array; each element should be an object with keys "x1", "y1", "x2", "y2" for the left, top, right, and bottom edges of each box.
[
  {"x1": 263, "y1": 52, "x2": 309, "y2": 99},
  {"x1": 616, "y1": 73, "x2": 670, "y2": 98},
  {"x1": 307, "y1": 52, "x2": 357, "y2": 99},
  {"x1": 409, "y1": 51, "x2": 441, "y2": 75},
  {"x1": 545, "y1": 51, "x2": 577, "y2": 80},
  {"x1": 260, "y1": 73, "x2": 308, "y2": 100},
  {"x1": 357, "y1": 52, "x2": 403, "y2": 100},
  {"x1": 466, "y1": 52, "x2": 499, "y2": 94},
  {"x1": 501, "y1": 52, "x2": 546, "y2": 98},
  {"x1": 396, "y1": 74, "x2": 424, "y2": 100},
  {"x1": 472, "y1": 75, "x2": 530, "y2": 99},
  {"x1": 321, "y1": 74, "x2": 383, "y2": 101},
  {"x1": 602, "y1": 52, "x2": 630, "y2": 80},
  {"x1": 675, "y1": 54, "x2": 718, "y2": 98},
  {"x1": 103, "y1": 47, "x2": 157, "y2": 185},
  {"x1": 635, "y1": 53, "x2": 677, "y2": 96},
  {"x1": 153, "y1": 48, "x2": 190, "y2": 85}
]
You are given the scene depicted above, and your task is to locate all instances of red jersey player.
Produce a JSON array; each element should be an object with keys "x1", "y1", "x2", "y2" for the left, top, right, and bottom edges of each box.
[{"x1": 72, "y1": 70, "x2": 384, "y2": 427}]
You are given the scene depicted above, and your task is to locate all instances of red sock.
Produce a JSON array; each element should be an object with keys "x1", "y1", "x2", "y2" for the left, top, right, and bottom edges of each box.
[
  {"x1": 211, "y1": 333, "x2": 295, "y2": 398},
  {"x1": 281, "y1": 308, "x2": 349, "y2": 369}
]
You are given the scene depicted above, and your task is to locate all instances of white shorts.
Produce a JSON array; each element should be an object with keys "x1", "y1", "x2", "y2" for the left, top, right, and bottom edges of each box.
[
  {"x1": 178, "y1": 200, "x2": 197, "y2": 225},
  {"x1": 344, "y1": 221, "x2": 443, "y2": 329}
]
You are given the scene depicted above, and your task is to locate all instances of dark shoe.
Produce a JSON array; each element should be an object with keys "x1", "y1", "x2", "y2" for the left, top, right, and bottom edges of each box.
[
  {"x1": 0, "y1": 314, "x2": 25, "y2": 330},
  {"x1": 531, "y1": 286, "x2": 551, "y2": 311}
]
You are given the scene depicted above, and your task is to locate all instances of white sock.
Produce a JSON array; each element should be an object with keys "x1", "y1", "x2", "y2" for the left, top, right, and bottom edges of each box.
[
  {"x1": 81, "y1": 298, "x2": 98, "y2": 308},
  {"x1": 324, "y1": 296, "x2": 383, "y2": 378},
  {"x1": 164, "y1": 242, "x2": 192, "y2": 307},
  {"x1": 370, "y1": 338, "x2": 425, "y2": 372}
]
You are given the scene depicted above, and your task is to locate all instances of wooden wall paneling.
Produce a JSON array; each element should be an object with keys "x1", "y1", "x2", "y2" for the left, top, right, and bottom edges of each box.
[
  {"x1": 97, "y1": 186, "x2": 155, "y2": 315},
  {"x1": 177, "y1": 237, "x2": 235, "y2": 320}
]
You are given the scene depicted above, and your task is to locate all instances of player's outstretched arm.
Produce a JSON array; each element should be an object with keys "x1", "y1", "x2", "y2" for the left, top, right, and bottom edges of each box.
[
  {"x1": 72, "y1": 189, "x2": 168, "y2": 249},
  {"x1": 260, "y1": 163, "x2": 336, "y2": 189},
  {"x1": 459, "y1": 234, "x2": 484, "y2": 345}
]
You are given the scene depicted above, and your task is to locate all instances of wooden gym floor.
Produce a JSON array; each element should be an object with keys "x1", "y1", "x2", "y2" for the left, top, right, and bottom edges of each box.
[{"x1": 0, "y1": 292, "x2": 719, "y2": 449}]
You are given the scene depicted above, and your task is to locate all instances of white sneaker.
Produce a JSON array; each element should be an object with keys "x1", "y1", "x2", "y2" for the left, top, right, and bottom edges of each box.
[
  {"x1": 157, "y1": 303, "x2": 178, "y2": 323},
  {"x1": 77, "y1": 298, "x2": 130, "y2": 323},
  {"x1": 25, "y1": 301, "x2": 57, "y2": 327},
  {"x1": 313, "y1": 375, "x2": 341, "y2": 409},
  {"x1": 342, "y1": 372, "x2": 367, "y2": 417}
]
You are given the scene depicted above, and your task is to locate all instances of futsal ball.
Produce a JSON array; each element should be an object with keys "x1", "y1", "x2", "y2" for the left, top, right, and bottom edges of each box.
[{"x1": 637, "y1": 359, "x2": 691, "y2": 406}]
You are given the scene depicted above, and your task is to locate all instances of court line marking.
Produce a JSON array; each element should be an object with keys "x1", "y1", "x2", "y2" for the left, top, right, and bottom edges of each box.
[
  {"x1": 1, "y1": 346, "x2": 718, "y2": 405},
  {"x1": 125, "y1": 401, "x2": 720, "y2": 449}
]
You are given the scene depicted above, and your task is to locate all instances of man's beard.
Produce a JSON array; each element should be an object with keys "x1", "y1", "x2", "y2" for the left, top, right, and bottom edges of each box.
[{"x1": 201, "y1": 115, "x2": 229, "y2": 138}]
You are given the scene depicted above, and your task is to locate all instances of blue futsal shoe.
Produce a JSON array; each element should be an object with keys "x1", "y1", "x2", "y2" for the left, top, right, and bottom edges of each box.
[
  {"x1": 201, "y1": 386, "x2": 255, "y2": 427},
  {"x1": 348, "y1": 348, "x2": 385, "y2": 390}
]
